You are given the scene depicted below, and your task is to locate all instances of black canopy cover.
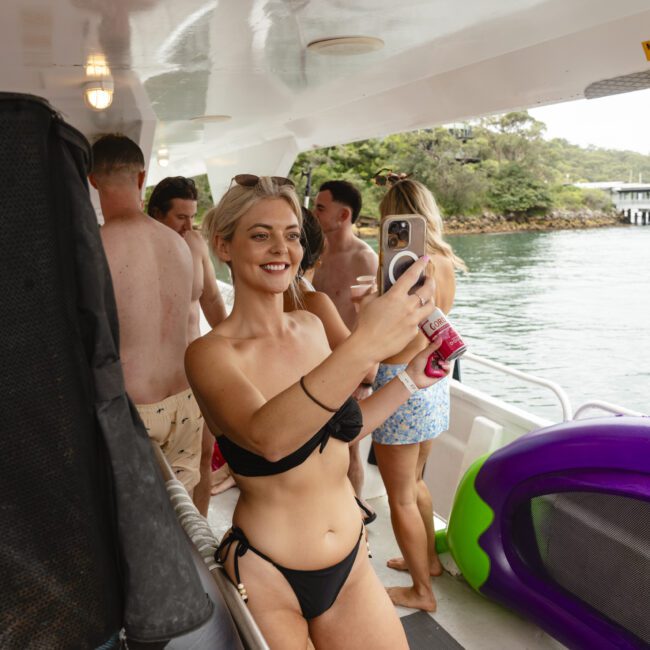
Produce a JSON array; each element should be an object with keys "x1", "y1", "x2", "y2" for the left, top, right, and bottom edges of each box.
[{"x1": 0, "y1": 93, "x2": 212, "y2": 648}]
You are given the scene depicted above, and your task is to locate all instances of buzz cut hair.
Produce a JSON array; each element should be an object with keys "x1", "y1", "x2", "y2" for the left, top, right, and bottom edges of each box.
[{"x1": 91, "y1": 133, "x2": 145, "y2": 177}]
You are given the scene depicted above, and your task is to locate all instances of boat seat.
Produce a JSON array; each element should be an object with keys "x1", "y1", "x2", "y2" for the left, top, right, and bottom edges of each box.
[
  {"x1": 459, "y1": 416, "x2": 504, "y2": 476},
  {"x1": 425, "y1": 415, "x2": 504, "y2": 521}
]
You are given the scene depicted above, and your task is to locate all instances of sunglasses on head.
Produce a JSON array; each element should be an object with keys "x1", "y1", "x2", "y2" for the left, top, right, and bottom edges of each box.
[
  {"x1": 232, "y1": 174, "x2": 295, "y2": 188},
  {"x1": 372, "y1": 168, "x2": 410, "y2": 186}
]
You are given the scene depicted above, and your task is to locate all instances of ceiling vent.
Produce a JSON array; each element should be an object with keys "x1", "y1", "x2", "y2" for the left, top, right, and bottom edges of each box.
[{"x1": 585, "y1": 69, "x2": 650, "y2": 99}]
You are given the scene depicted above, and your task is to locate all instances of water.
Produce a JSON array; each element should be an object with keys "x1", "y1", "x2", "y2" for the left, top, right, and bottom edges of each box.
[{"x1": 370, "y1": 227, "x2": 650, "y2": 421}]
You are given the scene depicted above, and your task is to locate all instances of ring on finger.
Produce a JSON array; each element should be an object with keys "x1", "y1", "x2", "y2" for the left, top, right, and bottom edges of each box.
[{"x1": 413, "y1": 291, "x2": 428, "y2": 307}]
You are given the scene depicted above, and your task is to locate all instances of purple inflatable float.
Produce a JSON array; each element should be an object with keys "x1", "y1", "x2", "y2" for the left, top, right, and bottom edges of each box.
[{"x1": 441, "y1": 415, "x2": 650, "y2": 649}]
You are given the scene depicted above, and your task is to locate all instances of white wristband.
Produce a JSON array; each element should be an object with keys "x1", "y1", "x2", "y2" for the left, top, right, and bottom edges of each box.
[{"x1": 397, "y1": 370, "x2": 418, "y2": 395}]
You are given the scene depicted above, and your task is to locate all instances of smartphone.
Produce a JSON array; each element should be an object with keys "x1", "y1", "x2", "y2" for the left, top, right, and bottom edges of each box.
[{"x1": 379, "y1": 214, "x2": 427, "y2": 294}]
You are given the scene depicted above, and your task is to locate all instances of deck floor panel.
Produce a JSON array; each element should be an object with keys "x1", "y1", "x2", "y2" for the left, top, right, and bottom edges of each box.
[{"x1": 208, "y1": 489, "x2": 565, "y2": 649}]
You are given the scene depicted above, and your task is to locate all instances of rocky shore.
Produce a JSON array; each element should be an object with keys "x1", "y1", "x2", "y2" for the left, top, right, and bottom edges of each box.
[{"x1": 356, "y1": 210, "x2": 628, "y2": 238}]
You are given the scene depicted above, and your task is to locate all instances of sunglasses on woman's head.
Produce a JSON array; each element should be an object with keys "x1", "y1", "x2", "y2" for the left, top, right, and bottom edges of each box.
[
  {"x1": 232, "y1": 174, "x2": 295, "y2": 188},
  {"x1": 372, "y1": 169, "x2": 410, "y2": 186}
]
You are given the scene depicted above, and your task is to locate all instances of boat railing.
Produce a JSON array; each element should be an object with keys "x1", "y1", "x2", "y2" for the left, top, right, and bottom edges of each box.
[
  {"x1": 151, "y1": 444, "x2": 269, "y2": 650},
  {"x1": 461, "y1": 351, "x2": 573, "y2": 421},
  {"x1": 573, "y1": 400, "x2": 647, "y2": 419}
]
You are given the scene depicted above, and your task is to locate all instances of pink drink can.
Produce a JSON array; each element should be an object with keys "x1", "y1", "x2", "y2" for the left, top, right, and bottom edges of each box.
[{"x1": 419, "y1": 308, "x2": 467, "y2": 363}]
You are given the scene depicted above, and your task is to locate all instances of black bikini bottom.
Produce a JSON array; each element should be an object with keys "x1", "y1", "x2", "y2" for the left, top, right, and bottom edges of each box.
[{"x1": 216, "y1": 525, "x2": 364, "y2": 620}]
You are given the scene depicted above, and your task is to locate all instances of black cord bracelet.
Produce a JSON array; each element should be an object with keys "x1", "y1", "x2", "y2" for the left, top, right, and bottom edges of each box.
[{"x1": 299, "y1": 376, "x2": 338, "y2": 413}]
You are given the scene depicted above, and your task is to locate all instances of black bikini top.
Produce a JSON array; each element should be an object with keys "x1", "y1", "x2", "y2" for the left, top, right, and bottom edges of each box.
[{"x1": 218, "y1": 397, "x2": 363, "y2": 477}]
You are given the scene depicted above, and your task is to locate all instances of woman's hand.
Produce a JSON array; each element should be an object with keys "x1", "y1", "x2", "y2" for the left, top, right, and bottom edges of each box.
[
  {"x1": 405, "y1": 337, "x2": 451, "y2": 389},
  {"x1": 355, "y1": 257, "x2": 436, "y2": 363}
]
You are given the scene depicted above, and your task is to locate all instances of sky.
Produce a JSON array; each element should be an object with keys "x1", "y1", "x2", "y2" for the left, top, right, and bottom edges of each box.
[{"x1": 528, "y1": 88, "x2": 650, "y2": 155}]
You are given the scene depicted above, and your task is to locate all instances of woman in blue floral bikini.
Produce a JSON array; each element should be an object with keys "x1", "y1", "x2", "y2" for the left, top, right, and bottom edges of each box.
[{"x1": 372, "y1": 179, "x2": 466, "y2": 612}]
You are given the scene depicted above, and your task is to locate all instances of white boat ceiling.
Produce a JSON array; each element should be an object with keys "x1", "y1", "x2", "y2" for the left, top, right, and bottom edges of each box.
[{"x1": 1, "y1": 0, "x2": 649, "y2": 194}]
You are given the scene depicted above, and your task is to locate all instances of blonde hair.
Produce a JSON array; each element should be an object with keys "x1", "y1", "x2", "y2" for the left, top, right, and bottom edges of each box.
[
  {"x1": 379, "y1": 179, "x2": 466, "y2": 271},
  {"x1": 202, "y1": 176, "x2": 304, "y2": 299}
]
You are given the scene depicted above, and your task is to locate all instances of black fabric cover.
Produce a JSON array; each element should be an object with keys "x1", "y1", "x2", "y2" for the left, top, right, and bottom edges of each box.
[
  {"x1": 0, "y1": 93, "x2": 211, "y2": 647},
  {"x1": 522, "y1": 492, "x2": 650, "y2": 646}
]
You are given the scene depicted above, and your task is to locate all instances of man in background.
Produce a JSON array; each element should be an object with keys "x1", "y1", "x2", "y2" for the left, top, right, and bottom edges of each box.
[
  {"x1": 313, "y1": 180, "x2": 379, "y2": 523},
  {"x1": 91, "y1": 135, "x2": 204, "y2": 502},
  {"x1": 147, "y1": 176, "x2": 227, "y2": 515},
  {"x1": 147, "y1": 177, "x2": 226, "y2": 339}
]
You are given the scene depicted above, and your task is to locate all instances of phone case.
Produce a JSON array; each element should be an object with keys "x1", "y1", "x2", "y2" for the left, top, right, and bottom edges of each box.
[{"x1": 379, "y1": 214, "x2": 427, "y2": 294}]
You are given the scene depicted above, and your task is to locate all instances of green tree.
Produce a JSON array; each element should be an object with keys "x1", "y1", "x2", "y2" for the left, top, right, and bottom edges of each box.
[
  {"x1": 488, "y1": 163, "x2": 552, "y2": 215},
  {"x1": 378, "y1": 128, "x2": 487, "y2": 216},
  {"x1": 290, "y1": 139, "x2": 392, "y2": 218},
  {"x1": 286, "y1": 110, "x2": 649, "y2": 221}
]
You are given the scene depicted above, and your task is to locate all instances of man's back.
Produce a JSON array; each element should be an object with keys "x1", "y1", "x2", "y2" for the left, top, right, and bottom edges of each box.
[{"x1": 101, "y1": 212, "x2": 193, "y2": 404}]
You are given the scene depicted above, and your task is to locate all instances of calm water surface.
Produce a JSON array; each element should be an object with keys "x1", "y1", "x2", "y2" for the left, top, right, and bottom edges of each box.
[{"x1": 372, "y1": 227, "x2": 650, "y2": 421}]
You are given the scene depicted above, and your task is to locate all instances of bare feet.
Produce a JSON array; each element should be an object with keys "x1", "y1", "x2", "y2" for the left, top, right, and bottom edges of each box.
[
  {"x1": 386, "y1": 586, "x2": 437, "y2": 612},
  {"x1": 387, "y1": 555, "x2": 443, "y2": 577}
]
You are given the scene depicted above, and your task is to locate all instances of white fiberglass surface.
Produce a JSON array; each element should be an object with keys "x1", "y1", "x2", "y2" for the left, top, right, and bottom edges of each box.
[{"x1": 2, "y1": 0, "x2": 650, "y2": 187}]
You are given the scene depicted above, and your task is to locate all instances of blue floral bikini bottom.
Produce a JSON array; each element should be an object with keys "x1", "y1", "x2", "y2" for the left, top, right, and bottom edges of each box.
[{"x1": 372, "y1": 363, "x2": 449, "y2": 445}]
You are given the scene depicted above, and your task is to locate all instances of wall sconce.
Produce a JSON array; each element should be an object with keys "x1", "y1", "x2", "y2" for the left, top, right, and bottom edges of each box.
[
  {"x1": 84, "y1": 54, "x2": 114, "y2": 111},
  {"x1": 157, "y1": 147, "x2": 170, "y2": 167}
]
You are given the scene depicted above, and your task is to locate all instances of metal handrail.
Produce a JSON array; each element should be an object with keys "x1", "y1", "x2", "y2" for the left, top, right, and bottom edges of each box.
[
  {"x1": 573, "y1": 401, "x2": 646, "y2": 420},
  {"x1": 461, "y1": 351, "x2": 573, "y2": 421}
]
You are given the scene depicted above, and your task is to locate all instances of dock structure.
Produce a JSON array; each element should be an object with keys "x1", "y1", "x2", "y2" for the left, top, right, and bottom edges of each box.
[
  {"x1": 625, "y1": 207, "x2": 650, "y2": 225},
  {"x1": 614, "y1": 184, "x2": 650, "y2": 224},
  {"x1": 576, "y1": 182, "x2": 650, "y2": 225}
]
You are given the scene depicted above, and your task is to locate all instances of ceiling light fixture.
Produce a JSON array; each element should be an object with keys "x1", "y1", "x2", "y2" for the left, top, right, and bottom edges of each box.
[
  {"x1": 84, "y1": 78, "x2": 114, "y2": 110},
  {"x1": 83, "y1": 53, "x2": 114, "y2": 111},
  {"x1": 306, "y1": 36, "x2": 384, "y2": 56},
  {"x1": 85, "y1": 54, "x2": 111, "y2": 78}
]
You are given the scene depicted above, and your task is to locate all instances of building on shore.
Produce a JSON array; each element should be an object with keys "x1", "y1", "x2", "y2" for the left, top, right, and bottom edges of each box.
[{"x1": 575, "y1": 182, "x2": 650, "y2": 224}]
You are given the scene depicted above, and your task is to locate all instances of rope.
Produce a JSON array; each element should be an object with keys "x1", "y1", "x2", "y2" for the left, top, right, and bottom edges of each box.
[{"x1": 164, "y1": 477, "x2": 219, "y2": 570}]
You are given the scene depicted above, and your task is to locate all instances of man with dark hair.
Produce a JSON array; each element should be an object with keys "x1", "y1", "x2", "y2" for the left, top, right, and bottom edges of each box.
[
  {"x1": 313, "y1": 181, "x2": 375, "y2": 328},
  {"x1": 147, "y1": 176, "x2": 226, "y2": 337},
  {"x1": 318, "y1": 180, "x2": 363, "y2": 225},
  {"x1": 147, "y1": 176, "x2": 227, "y2": 515},
  {"x1": 313, "y1": 179, "x2": 379, "y2": 523},
  {"x1": 90, "y1": 135, "x2": 204, "y2": 501}
]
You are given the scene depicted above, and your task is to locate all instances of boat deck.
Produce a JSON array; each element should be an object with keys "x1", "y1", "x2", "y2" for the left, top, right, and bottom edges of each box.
[{"x1": 208, "y1": 488, "x2": 565, "y2": 650}]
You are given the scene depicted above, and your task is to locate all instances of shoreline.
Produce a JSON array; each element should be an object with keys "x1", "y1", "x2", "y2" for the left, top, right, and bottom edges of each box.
[{"x1": 355, "y1": 212, "x2": 627, "y2": 238}]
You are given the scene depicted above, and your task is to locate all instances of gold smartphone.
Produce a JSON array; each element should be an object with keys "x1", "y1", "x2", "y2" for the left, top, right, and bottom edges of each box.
[{"x1": 379, "y1": 214, "x2": 427, "y2": 294}]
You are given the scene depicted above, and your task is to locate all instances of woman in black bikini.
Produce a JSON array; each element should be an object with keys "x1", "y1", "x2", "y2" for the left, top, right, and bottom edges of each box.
[{"x1": 186, "y1": 175, "x2": 449, "y2": 649}]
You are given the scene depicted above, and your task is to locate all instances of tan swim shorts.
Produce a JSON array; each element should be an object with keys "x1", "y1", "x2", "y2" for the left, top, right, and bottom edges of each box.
[{"x1": 136, "y1": 389, "x2": 204, "y2": 492}]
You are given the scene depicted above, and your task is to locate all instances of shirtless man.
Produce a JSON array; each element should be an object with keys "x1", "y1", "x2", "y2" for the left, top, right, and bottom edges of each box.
[
  {"x1": 147, "y1": 176, "x2": 228, "y2": 515},
  {"x1": 313, "y1": 180, "x2": 379, "y2": 523},
  {"x1": 147, "y1": 177, "x2": 226, "y2": 339},
  {"x1": 90, "y1": 134, "x2": 203, "y2": 497}
]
